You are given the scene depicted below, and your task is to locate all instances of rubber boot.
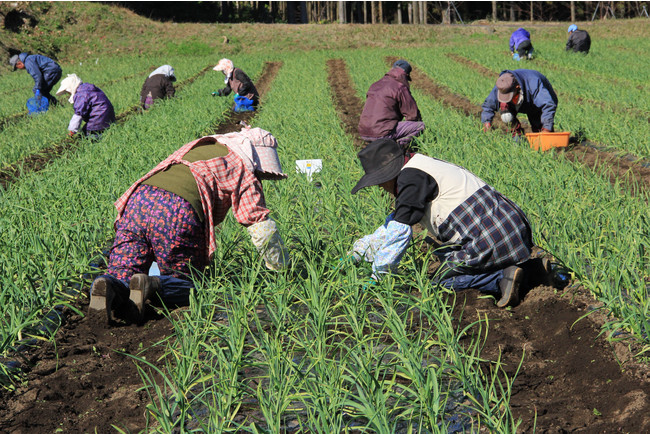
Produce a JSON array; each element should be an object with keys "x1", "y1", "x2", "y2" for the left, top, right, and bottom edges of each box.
[
  {"x1": 89, "y1": 277, "x2": 129, "y2": 324},
  {"x1": 129, "y1": 274, "x2": 161, "y2": 323},
  {"x1": 497, "y1": 266, "x2": 524, "y2": 308}
]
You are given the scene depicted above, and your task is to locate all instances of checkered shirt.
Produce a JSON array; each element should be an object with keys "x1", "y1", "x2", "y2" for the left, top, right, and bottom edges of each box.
[
  {"x1": 114, "y1": 136, "x2": 270, "y2": 260},
  {"x1": 438, "y1": 185, "x2": 533, "y2": 271}
]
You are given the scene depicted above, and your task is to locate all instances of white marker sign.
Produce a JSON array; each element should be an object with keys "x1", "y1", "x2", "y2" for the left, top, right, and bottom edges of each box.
[{"x1": 295, "y1": 159, "x2": 323, "y2": 181}]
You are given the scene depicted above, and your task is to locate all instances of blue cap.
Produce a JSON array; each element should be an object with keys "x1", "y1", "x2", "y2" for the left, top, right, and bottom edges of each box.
[
  {"x1": 568, "y1": 24, "x2": 578, "y2": 33},
  {"x1": 392, "y1": 59, "x2": 412, "y2": 75}
]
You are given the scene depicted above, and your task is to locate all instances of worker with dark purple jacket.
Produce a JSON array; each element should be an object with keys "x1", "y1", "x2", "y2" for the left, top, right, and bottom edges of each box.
[
  {"x1": 481, "y1": 69, "x2": 558, "y2": 137},
  {"x1": 509, "y1": 28, "x2": 534, "y2": 60},
  {"x1": 358, "y1": 60, "x2": 425, "y2": 149},
  {"x1": 56, "y1": 74, "x2": 116, "y2": 138}
]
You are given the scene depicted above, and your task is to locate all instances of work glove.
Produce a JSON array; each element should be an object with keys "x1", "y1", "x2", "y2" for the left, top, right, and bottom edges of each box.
[
  {"x1": 211, "y1": 90, "x2": 223, "y2": 97},
  {"x1": 248, "y1": 219, "x2": 290, "y2": 271},
  {"x1": 34, "y1": 89, "x2": 41, "y2": 100},
  {"x1": 483, "y1": 122, "x2": 492, "y2": 132},
  {"x1": 68, "y1": 130, "x2": 76, "y2": 137}
]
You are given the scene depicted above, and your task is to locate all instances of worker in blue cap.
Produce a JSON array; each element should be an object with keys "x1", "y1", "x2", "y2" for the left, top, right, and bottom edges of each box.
[
  {"x1": 358, "y1": 59, "x2": 425, "y2": 150},
  {"x1": 566, "y1": 24, "x2": 591, "y2": 54}
]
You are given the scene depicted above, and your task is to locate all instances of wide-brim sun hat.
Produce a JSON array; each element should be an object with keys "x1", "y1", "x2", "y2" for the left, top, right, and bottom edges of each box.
[
  {"x1": 218, "y1": 127, "x2": 288, "y2": 180},
  {"x1": 351, "y1": 138, "x2": 405, "y2": 194}
]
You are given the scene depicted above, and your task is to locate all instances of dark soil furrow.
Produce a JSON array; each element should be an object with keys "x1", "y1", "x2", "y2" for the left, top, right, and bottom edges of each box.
[
  {"x1": 0, "y1": 61, "x2": 283, "y2": 434},
  {"x1": 356, "y1": 56, "x2": 650, "y2": 432},
  {"x1": 396, "y1": 56, "x2": 650, "y2": 193},
  {"x1": 325, "y1": 58, "x2": 366, "y2": 148},
  {"x1": 0, "y1": 65, "x2": 213, "y2": 191}
]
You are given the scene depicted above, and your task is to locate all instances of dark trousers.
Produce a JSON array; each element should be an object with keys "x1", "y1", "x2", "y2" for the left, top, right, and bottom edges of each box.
[{"x1": 516, "y1": 40, "x2": 534, "y2": 57}]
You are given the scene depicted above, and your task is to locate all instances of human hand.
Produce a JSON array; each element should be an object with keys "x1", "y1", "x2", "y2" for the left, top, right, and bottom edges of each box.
[
  {"x1": 541, "y1": 128, "x2": 552, "y2": 133},
  {"x1": 34, "y1": 89, "x2": 41, "y2": 100},
  {"x1": 68, "y1": 130, "x2": 75, "y2": 137},
  {"x1": 483, "y1": 122, "x2": 492, "y2": 132}
]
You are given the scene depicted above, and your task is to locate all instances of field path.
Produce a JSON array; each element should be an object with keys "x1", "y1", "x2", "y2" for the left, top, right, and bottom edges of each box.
[{"x1": 331, "y1": 56, "x2": 650, "y2": 432}]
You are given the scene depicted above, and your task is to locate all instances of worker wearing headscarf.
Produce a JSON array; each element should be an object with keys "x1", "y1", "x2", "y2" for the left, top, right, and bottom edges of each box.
[
  {"x1": 212, "y1": 58, "x2": 259, "y2": 112},
  {"x1": 89, "y1": 126, "x2": 290, "y2": 324},
  {"x1": 140, "y1": 65, "x2": 176, "y2": 109},
  {"x1": 566, "y1": 24, "x2": 591, "y2": 54},
  {"x1": 56, "y1": 74, "x2": 116, "y2": 138}
]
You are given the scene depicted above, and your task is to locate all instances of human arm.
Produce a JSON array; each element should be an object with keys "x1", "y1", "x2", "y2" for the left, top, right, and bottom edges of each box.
[
  {"x1": 532, "y1": 86, "x2": 557, "y2": 131},
  {"x1": 164, "y1": 77, "x2": 175, "y2": 98},
  {"x1": 398, "y1": 87, "x2": 422, "y2": 122},
  {"x1": 233, "y1": 69, "x2": 256, "y2": 98},
  {"x1": 248, "y1": 218, "x2": 289, "y2": 270},
  {"x1": 67, "y1": 114, "x2": 83, "y2": 134},
  {"x1": 480, "y1": 87, "x2": 499, "y2": 125},
  {"x1": 24, "y1": 57, "x2": 45, "y2": 94}
]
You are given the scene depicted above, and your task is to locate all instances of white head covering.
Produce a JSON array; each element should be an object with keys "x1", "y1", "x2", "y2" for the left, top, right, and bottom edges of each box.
[
  {"x1": 214, "y1": 127, "x2": 287, "y2": 180},
  {"x1": 56, "y1": 74, "x2": 83, "y2": 104},
  {"x1": 150, "y1": 65, "x2": 176, "y2": 81},
  {"x1": 213, "y1": 58, "x2": 234, "y2": 84}
]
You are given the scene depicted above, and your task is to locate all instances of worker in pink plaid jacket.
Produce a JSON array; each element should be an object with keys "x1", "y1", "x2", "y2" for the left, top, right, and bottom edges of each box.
[{"x1": 90, "y1": 126, "x2": 290, "y2": 324}]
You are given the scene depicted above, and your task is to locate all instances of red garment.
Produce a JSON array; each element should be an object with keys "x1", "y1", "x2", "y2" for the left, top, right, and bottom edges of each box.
[
  {"x1": 358, "y1": 67, "x2": 421, "y2": 139},
  {"x1": 114, "y1": 136, "x2": 270, "y2": 260}
]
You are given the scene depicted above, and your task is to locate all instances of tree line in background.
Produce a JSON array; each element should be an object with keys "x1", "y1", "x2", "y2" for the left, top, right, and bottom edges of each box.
[{"x1": 112, "y1": 1, "x2": 650, "y2": 24}]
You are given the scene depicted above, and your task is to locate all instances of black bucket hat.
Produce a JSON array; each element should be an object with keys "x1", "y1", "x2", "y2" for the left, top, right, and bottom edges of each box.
[{"x1": 351, "y1": 138, "x2": 405, "y2": 194}]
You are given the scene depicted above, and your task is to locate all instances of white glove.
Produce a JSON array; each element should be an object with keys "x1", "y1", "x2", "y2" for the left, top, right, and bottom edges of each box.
[{"x1": 247, "y1": 219, "x2": 289, "y2": 270}]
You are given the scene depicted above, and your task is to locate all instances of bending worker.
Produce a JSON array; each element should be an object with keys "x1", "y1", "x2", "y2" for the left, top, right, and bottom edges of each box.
[
  {"x1": 212, "y1": 58, "x2": 259, "y2": 112},
  {"x1": 348, "y1": 138, "x2": 538, "y2": 308},
  {"x1": 509, "y1": 27, "x2": 534, "y2": 61},
  {"x1": 140, "y1": 64, "x2": 176, "y2": 110},
  {"x1": 358, "y1": 60, "x2": 425, "y2": 150},
  {"x1": 10, "y1": 52, "x2": 62, "y2": 107},
  {"x1": 89, "y1": 127, "x2": 290, "y2": 324},
  {"x1": 56, "y1": 74, "x2": 116, "y2": 138},
  {"x1": 481, "y1": 69, "x2": 558, "y2": 137},
  {"x1": 566, "y1": 24, "x2": 591, "y2": 54}
]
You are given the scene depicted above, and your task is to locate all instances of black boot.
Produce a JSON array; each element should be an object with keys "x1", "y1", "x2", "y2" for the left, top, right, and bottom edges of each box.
[
  {"x1": 129, "y1": 274, "x2": 161, "y2": 323},
  {"x1": 497, "y1": 266, "x2": 524, "y2": 308},
  {"x1": 89, "y1": 277, "x2": 129, "y2": 324}
]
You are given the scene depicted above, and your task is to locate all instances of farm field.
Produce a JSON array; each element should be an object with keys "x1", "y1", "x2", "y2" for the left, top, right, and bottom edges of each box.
[{"x1": 0, "y1": 5, "x2": 649, "y2": 433}]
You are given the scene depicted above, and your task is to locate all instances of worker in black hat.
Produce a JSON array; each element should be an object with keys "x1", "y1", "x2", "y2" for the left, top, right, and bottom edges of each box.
[
  {"x1": 358, "y1": 60, "x2": 425, "y2": 150},
  {"x1": 481, "y1": 69, "x2": 558, "y2": 137},
  {"x1": 348, "y1": 138, "x2": 545, "y2": 308}
]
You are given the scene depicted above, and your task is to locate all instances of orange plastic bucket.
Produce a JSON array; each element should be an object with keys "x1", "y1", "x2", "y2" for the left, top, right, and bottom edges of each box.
[{"x1": 525, "y1": 132, "x2": 571, "y2": 151}]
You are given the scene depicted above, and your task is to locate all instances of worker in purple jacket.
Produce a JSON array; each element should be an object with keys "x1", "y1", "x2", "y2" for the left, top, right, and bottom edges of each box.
[
  {"x1": 56, "y1": 74, "x2": 116, "y2": 138},
  {"x1": 509, "y1": 28, "x2": 534, "y2": 60},
  {"x1": 358, "y1": 60, "x2": 425, "y2": 150}
]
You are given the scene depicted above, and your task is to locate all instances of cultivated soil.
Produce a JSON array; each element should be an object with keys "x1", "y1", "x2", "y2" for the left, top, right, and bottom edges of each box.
[
  {"x1": 0, "y1": 53, "x2": 648, "y2": 434},
  {"x1": 0, "y1": 62, "x2": 283, "y2": 433},
  {"x1": 327, "y1": 60, "x2": 650, "y2": 432}
]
